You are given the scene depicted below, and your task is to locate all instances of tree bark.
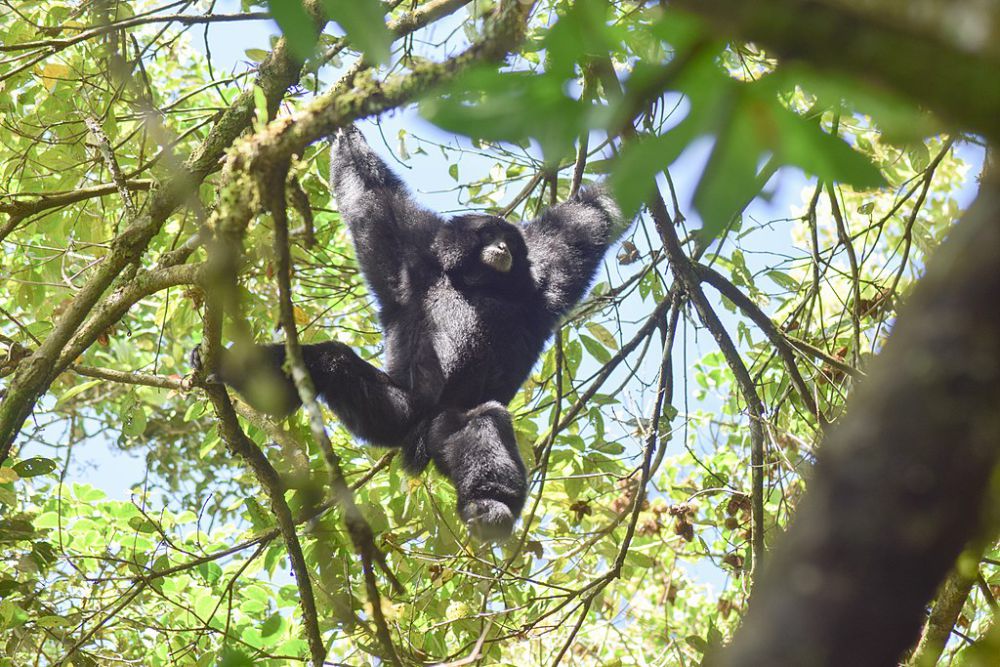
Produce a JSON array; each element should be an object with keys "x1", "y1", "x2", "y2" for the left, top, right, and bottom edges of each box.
[{"x1": 906, "y1": 556, "x2": 979, "y2": 666}]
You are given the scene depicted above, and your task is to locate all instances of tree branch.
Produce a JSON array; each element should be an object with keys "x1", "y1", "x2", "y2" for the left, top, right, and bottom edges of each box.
[
  {"x1": 906, "y1": 545, "x2": 984, "y2": 666},
  {"x1": 231, "y1": 0, "x2": 538, "y2": 171},
  {"x1": 650, "y1": 193, "x2": 768, "y2": 572},
  {"x1": 674, "y1": 0, "x2": 1000, "y2": 143},
  {"x1": 198, "y1": 255, "x2": 326, "y2": 667},
  {"x1": 264, "y1": 165, "x2": 402, "y2": 666},
  {"x1": 693, "y1": 262, "x2": 820, "y2": 422}
]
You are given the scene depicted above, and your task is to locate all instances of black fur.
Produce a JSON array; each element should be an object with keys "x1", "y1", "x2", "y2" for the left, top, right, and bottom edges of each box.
[{"x1": 211, "y1": 126, "x2": 622, "y2": 540}]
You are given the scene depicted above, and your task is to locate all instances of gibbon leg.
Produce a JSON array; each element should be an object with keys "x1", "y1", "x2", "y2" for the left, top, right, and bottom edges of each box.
[
  {"x1": 211, "y1": 341, "x2": 421, "y2": 446},
  {"x1": 423, "y1": 402, "x2": 527, "y2": 541}
]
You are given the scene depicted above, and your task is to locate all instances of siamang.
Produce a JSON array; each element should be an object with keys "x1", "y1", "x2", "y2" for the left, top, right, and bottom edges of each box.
[{"x1": 207, "y1": 126, "x2": 622, "y2": 540}]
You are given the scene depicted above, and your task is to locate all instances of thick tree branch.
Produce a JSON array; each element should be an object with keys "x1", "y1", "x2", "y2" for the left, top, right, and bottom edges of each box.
[
  {"x1": 0, "y1": 180, "x2": 153, "y2": 232},
  {"x1": 674, "y1": 0, "x2": 1000, "y2": 143},
  {"x1": 233, "y1": 0, "x2": 538, "y2": 172},
  {"x1": 906, "y1": 548, "x2": 982, "y2": 666}
]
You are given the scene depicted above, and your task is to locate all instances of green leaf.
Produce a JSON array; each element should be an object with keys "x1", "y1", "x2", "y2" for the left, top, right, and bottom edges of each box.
[
  {"x1": 54, "y1": 379, "x2": 102, "y2": 408},
  {"x1": 128, "y1": 517, "x2": 158, "y2": 534},
  {"x1": 16, "y1": 283, "x2": 44, "y2": 309},
  {"x1": 72, "y1": 484, "x2": 107, "y2": 502},
  {"x1": 685, "y1": 635, "x2": 708, "y2": 653},
  {"x1": 219, "y1": 646, "x2": 255, "y2": 667},
  {"x1": 36, "y1": 615, "x2": 70, "y2": 628},
  {"x1": 12, "y1": 457, "x2": 57, "y2": 478},
  {"x1": 267, "y1": 0, "x2": 316, "y2": 61},
  {"x1": 122, "y1": 403, "x2": 147, "y2": 437},
  {"x1": 199, "y1": 434, "x2": 221, "y2": 458},
  {"x1": 769, "y1": 104, "x2": 886, "y2": 189},
  {"x1": 197, "y1": 561, "x2": 223, "y2": 584},
  {"x1": 0, "y1": 600, "x2": 29, "y2": 630},
  {"x1": 580, "y1": 334, "x2": 612, "y2": 364},
  {"x1": 770, "y1": 64, "x2": 940, "y2": 144},
  {"x1": 183, "y1": 400, "x2": 206, "y2": 422},
  {"x1": 245, "y1": 497, "x2": 273, "y2": 531},
  {"x1": 244, "y1": 48, "x2": 269, "y2": 63},
  {"x1": 628, "y1": 550, "x2": 655, "y2": 567},
  {"x1": 422, "y1": 67, "x2": 591, "y2": 165},
  {"x1": 583, "y1": 158, "x2": 614, "y2": 174},
  {"x1": 609, "y1": 128, "x2": 694, "y2": 218},
  {"x1": 252, "y1": 84, "x2": 268, "y2": 129},
  {"x1": 767, "y1": 270, "x2": 799, "y2": 291},
  {"x1": 543, "y1": 0, "x2": 621, "y2": 79},
  {"x1": 634, "y1": 62, "x2": 887, "y2": 240},
  {"x1": 0, "y1": 518, "x2": 34, "y2": 540},
  {"x1": 648, "y1": 8, "x2": 710, "y2": 53},
  {"x1": 907, "y1": 142, "x2": 931, "y2": 171},
  {"x1": 260, "y1": 612, "x2": 282, "y2": 637},
  {"x1": 320, "y1": 0, "x2": 393, "y2": 65},
  {"x1": 585, "y1": 322, "x2": 618, "y2": 350},
  {"x1": 729, "y1": 249, "x2": 753, "y2": 288},
  {"x1": 693, "y1": 100, "x2": 764, "y2": 240}
]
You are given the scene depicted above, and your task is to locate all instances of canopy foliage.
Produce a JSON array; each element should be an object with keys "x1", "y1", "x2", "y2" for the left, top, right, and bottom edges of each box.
[{"x1": 1, "y1": 1, "x2": 998, "y2": 665}]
